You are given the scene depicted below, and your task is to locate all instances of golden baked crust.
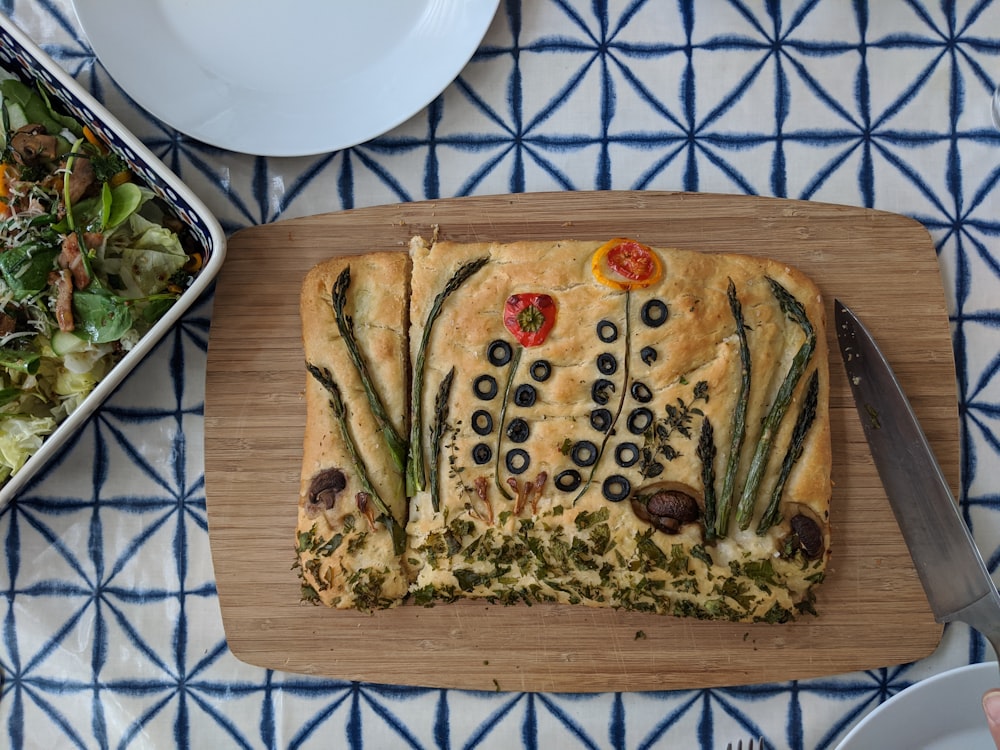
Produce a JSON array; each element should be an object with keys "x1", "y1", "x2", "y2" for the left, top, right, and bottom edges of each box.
[
  {"x1": 405, "y1": 238, "x2": 830, "y2": 622},
  {"x1": 296, "y1": 252, "x2": 411, "y2": 610},
  {"x1": 298, "y1": 237, "x2": 831, "y2": 622}
]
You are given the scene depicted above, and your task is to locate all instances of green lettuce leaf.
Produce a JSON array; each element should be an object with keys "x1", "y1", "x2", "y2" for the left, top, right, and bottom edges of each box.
[
  {"x1": 103, "y1": 214, "x2": 186, "y2": 298},
  {"x1": 0, "y1": 413, "x2": 56, "y2": 479}
]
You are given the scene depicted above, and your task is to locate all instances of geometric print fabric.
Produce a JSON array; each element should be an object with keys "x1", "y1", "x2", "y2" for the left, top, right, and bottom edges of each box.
[{"x1": 1, "y1": 0, "x2": 1000, "y2": 748}]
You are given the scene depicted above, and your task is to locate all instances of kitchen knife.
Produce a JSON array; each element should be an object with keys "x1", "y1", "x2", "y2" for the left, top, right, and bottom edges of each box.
[{"x1": 835, "y1": 300, "x2": 1000, "y2": 654}]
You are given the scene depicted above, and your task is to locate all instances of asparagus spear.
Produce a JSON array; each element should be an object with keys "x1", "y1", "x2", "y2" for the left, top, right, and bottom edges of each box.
[
  {"x1": 714, "y1": 279, "x2": 751, "y2": 537},
  {"x1": 330, "y1": 266, "x2": 407, "y2": 472},
  {"x1": 735, "y1": 277, "x2": 816, "y2": 531},
  {"x1": 429, "y1": 367, "x2": 455, "y2": 512},
  {"x1": 757, "y1": 369, "x2": 819, "y2": 534},
  {"x1": 697, "y1": 415, "x2": 718, "y2": 540},
  {"x1": 306, "y1": 363, "x2": 406, "y2": 555},
  {"x1": 407, "y1": 256, "x2": 489, "y2": 495}
]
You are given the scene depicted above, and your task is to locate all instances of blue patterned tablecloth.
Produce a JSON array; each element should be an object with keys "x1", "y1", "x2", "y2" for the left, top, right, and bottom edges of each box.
[{"x1": 2, "y1": 1, "x2": 999, "y2": 748}]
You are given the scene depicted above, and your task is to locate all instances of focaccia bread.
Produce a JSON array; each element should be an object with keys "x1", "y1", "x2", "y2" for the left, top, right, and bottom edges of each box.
[
  {"x1": 405, "y1": 237, "x2": 830, "y2": 622},
  {"x1": 297, "y1": 236, "x2": 831, "y2": 622},
  {"x1": 295, "y1": 252, "x2": 411, "y2": 610}
]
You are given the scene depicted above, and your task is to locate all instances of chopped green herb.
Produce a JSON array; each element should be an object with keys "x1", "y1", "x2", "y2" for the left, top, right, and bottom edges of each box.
[
  {"x1": 640, "y1": 380, "x2": 709, "y2": 476},
  {"x1": 575, "y1": 506, "x2": 610, "y2": 530},
  {"x1": 741, "y1": 558, "x2": 779, "y2": 588},
  {"x1": 89, "y1": 150, "x2": 127, "y2": 183},
  {"x1": 690, "y1": 544, "x2": 714, "y2": 567}
]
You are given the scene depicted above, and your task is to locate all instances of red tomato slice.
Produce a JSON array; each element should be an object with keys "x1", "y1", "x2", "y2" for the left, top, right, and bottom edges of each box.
[
  {"x1": 606, "y1": 240, "x2": 657, "y2": 281},
  {"x1": 591, "y1": 238, "x2": 663, "y2": 290}
]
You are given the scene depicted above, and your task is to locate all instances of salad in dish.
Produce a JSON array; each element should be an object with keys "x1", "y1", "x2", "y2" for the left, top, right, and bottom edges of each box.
[{"x1": 0, "y1": 68, "x2": 202, "y2": 488}]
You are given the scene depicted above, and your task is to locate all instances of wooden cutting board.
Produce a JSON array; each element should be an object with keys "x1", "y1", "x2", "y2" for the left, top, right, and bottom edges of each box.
[{"x1": 204, "y1": 190, "x2": 957, "y2": 693}]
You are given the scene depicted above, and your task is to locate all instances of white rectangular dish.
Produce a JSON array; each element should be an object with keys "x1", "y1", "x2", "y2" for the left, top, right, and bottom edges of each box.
[{"x1": 0, "y1": 14, "x2": 226, "y2": 507}]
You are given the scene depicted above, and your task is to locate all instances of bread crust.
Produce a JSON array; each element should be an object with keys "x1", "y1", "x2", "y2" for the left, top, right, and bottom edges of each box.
[
  {"x1": 296, "y1": 252, "x2": 410, "y2": 610},
  {"x1": 297, "y1": 238, "x2": 831, "y2": 621}
]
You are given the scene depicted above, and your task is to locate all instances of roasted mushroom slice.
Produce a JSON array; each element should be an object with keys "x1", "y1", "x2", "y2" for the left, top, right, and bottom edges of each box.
[
  {"x1": 790, "y1": 514, "x2": 824, "y2": 559},
  {"x1": 631, "y1": 481, "x2": 703, "y2": 534},
  {"x1": 783, "y1": 502, "x2": 827, "y2": 559},
  {"x1": 304, "y1": 467, "x2": 347, "y2": 518},
  {"x1": 10, "y1": 124, "x2": 58, "y2": 166}
]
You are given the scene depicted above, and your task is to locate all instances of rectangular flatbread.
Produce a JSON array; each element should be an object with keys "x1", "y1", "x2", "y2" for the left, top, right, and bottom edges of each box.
[
  {"x1": 297, "y1": 236, "x2": 831, "y2": 622},
  {"x1": 296, "y1": 252, "x2": 411, "y2": 610}
]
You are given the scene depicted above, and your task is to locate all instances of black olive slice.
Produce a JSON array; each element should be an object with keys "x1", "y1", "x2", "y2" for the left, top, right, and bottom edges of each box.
[
  {"x1": 596, "y1": 319, "x2": 618, "y2": 343},
  {"x1": 514, "y1": 384, "x2": 537, "y2": 407},
  {"x1": 506, "y1": 449, "x2": 530, "y2": 475},
  {"x1": 487, "y1": 339, "x2": 513, "y2": 367},
  {"x1": 590, "y1": 408, "x2": 613, "y2": 433},
  {"x1": 530, "y1": 359, "x2": 551, "y2": 382},
  {"x1": 630, "y1": 381, "x2": 653, "y2": 403},
  {"x1": 471, "y1": 409, "x2": 494, "y2": 436},
  {"x1": 472, "y1": 443, "x2": 492, "y2": 465},
  {"x1": 596, "y1": 352, "x2": 618, "y2": 375},
  {"x1": 615, "y1": 442, "x2": 640, "y2": 468},
  {"x1": 506, "y1": 417, "x2": 530, "y2": 443},
  {"x1": 571, "y1": 440, "x2": 598, "y2": 467},
  {"x1": 555, "y1": 470, "x2": 582, "y2": 492},
  {"x1": 473, "y1": 374, "x2": 498, "y2": 400},
  {"x1": 640, "y1": 346, "x2": 657, "y2": 365},
  {"x1": 627, "y1": 407, "x2": 653, "y2": 434},
  {"x1": 602, "y1": 475, "x2": 631, "y2": 502},
  {"x1": 640, "y1": 299, "x2": 668, "y2": 327},
  {"x1": 592, "y1": 378, "x2": 615, "y2": 405}
]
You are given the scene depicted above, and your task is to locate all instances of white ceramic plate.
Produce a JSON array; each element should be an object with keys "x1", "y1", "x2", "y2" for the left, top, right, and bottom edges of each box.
[
  {"x1": 73, "y1": 0, "x2": 500, "y2": 157},
  {"x1": 836, "y1": 662, "x2": 999, "y2": 749}
]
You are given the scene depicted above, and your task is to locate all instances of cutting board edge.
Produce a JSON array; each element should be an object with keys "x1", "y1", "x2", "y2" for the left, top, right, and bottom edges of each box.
[
  {"x1": 227, "y1": 189, "x2": 936, "y2": 237},
  {"x1": 218, "y1": 622, "x2": 945, "y2": 694}
]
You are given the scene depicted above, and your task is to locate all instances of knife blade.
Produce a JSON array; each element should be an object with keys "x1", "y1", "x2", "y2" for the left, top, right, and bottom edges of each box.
[{"x1": 835, "y1": 300, "x2": 1000, "y2": 645}]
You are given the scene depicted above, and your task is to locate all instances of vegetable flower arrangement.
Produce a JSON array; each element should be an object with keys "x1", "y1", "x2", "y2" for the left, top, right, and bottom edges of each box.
[
  {"x1": 493, "y1": 291, "x2": 556, "y2": 500},
  {"x1": 575, "y1": 238, "x2": 662, "y2": 502}
]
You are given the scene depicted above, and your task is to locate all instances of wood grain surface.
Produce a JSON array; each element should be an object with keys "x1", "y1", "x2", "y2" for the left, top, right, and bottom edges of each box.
[{"x1": 204, "y1": 191, "x2": 957, "y2": 693}]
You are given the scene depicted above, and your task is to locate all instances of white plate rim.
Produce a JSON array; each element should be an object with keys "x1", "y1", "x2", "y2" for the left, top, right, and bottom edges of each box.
[
  {"x1": 72, "y1": 0, "x2": 500, "y2": 157},
  {"x1": 835, "y1": 661, "x2": 998, "y2": 749}
]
